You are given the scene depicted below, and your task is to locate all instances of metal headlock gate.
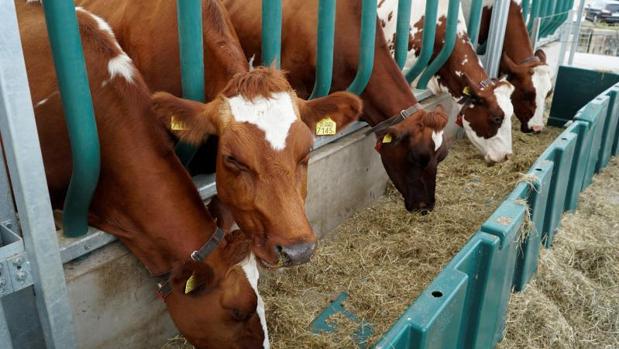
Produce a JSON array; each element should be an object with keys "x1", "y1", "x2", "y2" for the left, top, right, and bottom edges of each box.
[{"x1": 0, "y1": 0, "x2": 591, "y2": 347}]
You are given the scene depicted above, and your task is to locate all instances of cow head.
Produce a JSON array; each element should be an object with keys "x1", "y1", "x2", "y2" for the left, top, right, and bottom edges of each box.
[
  {"x1": 459, "y1": 73, "x2": 515, "y2": 163},
  {"x1": 165, "y1": 230, "x2": 268, "y2": 349},
  {"x1": 375, "y1": 106, "x2": 449, "y2": 212},
  {"x1": 153, "y1": 68, "x2": 362, "y2": 267},
  {"x1": 501, "y1": 50, "x2": 553, "y2": 133}
]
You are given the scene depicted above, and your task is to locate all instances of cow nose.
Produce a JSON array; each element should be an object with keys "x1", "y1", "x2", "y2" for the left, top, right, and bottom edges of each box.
[
  {"x1": 275, "y1": 242, "x2": 316, "y2": 266},
  {"x1": 485, "y1": 152, "x2": 512, "y2": 163},
  {"x1": 531, "y1": 125, "x2": 544, "y2": 133}
]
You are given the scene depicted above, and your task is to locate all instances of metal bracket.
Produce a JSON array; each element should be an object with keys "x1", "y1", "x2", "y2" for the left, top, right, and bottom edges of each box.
[{"x1": 0, "y1": 222, "x2": 33, "y2": 297}]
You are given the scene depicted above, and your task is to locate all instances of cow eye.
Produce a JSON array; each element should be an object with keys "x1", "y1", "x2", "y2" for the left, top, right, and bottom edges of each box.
[
  {"x1": 224, "y1": 155, "x2": 250, "y2": 172},
  {"x1": 231, "y1": 308, "x2": 252, "y2": 322}
]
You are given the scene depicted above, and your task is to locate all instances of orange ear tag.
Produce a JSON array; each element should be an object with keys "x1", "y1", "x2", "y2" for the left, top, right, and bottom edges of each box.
[
  {"x1": 171, "y1": 115, "x2": 188, "y2": 131},
  {"x1": 315, "y1": 117, "x2": 337, "y2": 136},
  {"x1": 184, "y1": 273, "x2": 198, "y2": 294}
]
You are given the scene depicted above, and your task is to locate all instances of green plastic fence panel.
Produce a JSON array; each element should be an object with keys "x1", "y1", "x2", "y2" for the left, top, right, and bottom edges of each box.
[
  {"x1": 527, "y1": 0, "x2": 542, "y2": 33},
  {"x1": 41, "y1": 0, "x2": 101, "y2": 237},
  {"x1": 576, "y1": 99, "x2": 608, "y2": 189},
  {"x1": 405, "y1": 0, "x2": 439, "y2": 83},
  {"x1": 174, "y1": 0, "x2": 205, "y2": 166},
  {"x1": 310, "y1": 0, "x2": 336, "y2": 99},
  {"x1": 539, "y1": 132, "x2": 578, "y2": 248},
  {"x1": 262, "y1": 0, "x2": 282, "y2": 68},
  {"x1": 394, "y1": 0, "x2": 412, "y2": 69},
  {"x1": 612, "y1": 85, "x2": 619, "y2": 156},
  {"x1": 598, "y1": 88, "x2": 619, "y2": 170},
  {"x1": 418, "y1": 0, "x2": 460, "y2": 89},
  {"x1": 374, "y1": 233, "x2": 501, "y2": 349},
  {"x1": 548, "y1": 66, "x2": 619, "y2": 127},
  {"x1": 540, "y1": 0, "x2": 557, "y2": 38},
  {"x1": 347, "y1": 0, "x2": 377, "y2": 95},
  {"x1": 467, "y1": 0, "x2": 484, "y2": 47},
  {"x1": 479, "y1": 200, "x2": 527, "y2": 345},
  {"x1": 564, "y1": 121, "x2": 594, "y2": 212},
  {"x1": 510, "y1": 160, "x2": 554, "y2": 292}
]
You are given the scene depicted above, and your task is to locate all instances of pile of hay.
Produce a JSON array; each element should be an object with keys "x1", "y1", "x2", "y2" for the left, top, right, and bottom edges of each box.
[{"x1": 499, "y1": 158, "x2": 619, "y2": 349}]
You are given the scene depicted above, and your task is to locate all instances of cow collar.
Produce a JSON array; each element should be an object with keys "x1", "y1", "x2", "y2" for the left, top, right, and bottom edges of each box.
[
  {"x1": 156, "y1": 226, "x2": 226, "y2": 300},
  {"x1": 367, "y1": 103, "x2": 424, "y2": 136}
]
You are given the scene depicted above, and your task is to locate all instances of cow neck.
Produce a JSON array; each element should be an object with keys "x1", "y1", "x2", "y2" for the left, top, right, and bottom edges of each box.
[
  {"x1": 88, "y1": 87, "x2": 217, "y2": 276},
  {"x1": 501, "y1": 1, "x2": 535, "y2": 64}
]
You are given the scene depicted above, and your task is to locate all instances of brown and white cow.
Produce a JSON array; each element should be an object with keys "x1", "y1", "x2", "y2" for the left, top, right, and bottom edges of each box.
[
  {"x1": 379, "y1": 0, "x2": 516, "y2": 163},
  {"x1": 16, "y1": 3, "x2": 267, "y2": 348},
  {"x1": 71, "y1": 0, "x2": 362, "y2": 265},
  {"x1": 221, "y1": 0, "x2": 450, "y2": 212},
  {"x1": 463, "y1": 0, "x2": 553, "y2": 133}
]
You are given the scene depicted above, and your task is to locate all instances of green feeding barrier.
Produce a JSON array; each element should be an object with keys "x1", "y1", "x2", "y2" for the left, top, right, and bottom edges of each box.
[
  {"x1": 528, "y1": 0, "x2": 542, "y2": 33},
  {"x1": 394, "y1": 0, "x2": 412, "y2": 69},
  {"x1": 467, "y1": 0, "x2": 484, "y2": 47},
  {"x1": 374, "y1": 67, "x2": 619, "y2": 349},
  {"x1": 310, "y1": 0, "x2": 336, "y2": 99},
  {"x1": 521, "y1": 0, "x2": 531, "y2": 22},
  {"x1": 174, "y1": 0, "x2": 205, "y2": 166},
  {"x1": 405, "y1": 0, "x2": 439, "y2": 83},
  {"x1": 417, "y1": 0, "x2": 461, "y2": 89},
  {"x1": 41, "y1": 0, "x2": 101, "y2": 237},
  {"x1": 262, "y1": 0, "x2": 282, "y2": 68},
  {"x1": 347, "y1": 0, "x2": 378, "y2": 95}
]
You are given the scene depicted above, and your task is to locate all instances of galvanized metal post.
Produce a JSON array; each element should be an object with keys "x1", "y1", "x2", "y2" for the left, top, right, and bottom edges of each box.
[
  {"x1": 418, "y1": 0, "x2": 461, "y2": 89},
  {"x1": 530, "y1": 17, "x2": 542, "y2": 49},
  {"x1": 0, "y1": 1, "x2": 76, "y2": 347},
  {"x1": 310, "y1": 0, "x2": 336, "y2": 99},
  {"x1": 262, "y1": 0, "x2": 282, "y2": 68},
  {"x1": 174, "y1": 0, "x2": 205, "y2": 166},
  {"x1": 405, "y1": 0, "x2": 439, "y2": 83},
  {"x1": 568, "y1": 0, "x2": 586, "y2": 65},
  {"x1": 467, "y1": 0, "x2": 484, "y2": 48},
  {"x1": 483, "y1": 0, "x2": 510, "y2": 78},
  {"x1": 557, "y1": 10, "x2": 574, "y2": 73},
  {"x1": 0, "y1": 304, "x2": 13, "y2": 349},
  {"x1": 347, "y1": 0, "x2": 377, "y2": 95},
  {"x1": 0, "y1": 151, "x2": 16, "y2": 228},
  {"x1": 394, "y1": 0, "x2": 412, "y2": 69},
  {"x1": 41, "y1": 0, "x2": 101, "y2": 237}
]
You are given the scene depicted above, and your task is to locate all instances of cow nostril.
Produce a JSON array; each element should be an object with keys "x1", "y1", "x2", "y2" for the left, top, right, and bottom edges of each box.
[
  {"x1": 492, "y1": 116, "x2": 503, "y2": 126},
  {"x1": 275, "y1": 242, "x2": 316, "y2": 266},
  {"x1": 420, "y1": 209, "x2": 429, "y2": 216}
]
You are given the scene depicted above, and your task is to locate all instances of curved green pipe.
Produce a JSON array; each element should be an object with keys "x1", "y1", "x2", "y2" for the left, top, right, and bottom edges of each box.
[
  {"x1": 41, "y1": 0, "x2": 101, "y2": 237},
  {"x1": 543, "y1": 0, "x2": 561, "y2": 37},
  {"x1": 540, "y1": 0, "x2": 555, "y2": 38},
  {"x1": 394, "y1": 0, "x2": 412, "y2": 69},
  {"x1": 346, "y1": 0, "x2": 377, "y2": 95},
  {"x1": 467, "y1": 0, "x2": 484, "y2": 47},
  {"x1": 174, "y1": 0, "x2": 205, "y2": 166},
  {"x1": 417, "y1": 0, "x2": 461, "y2": 89},
  {"x1": 528, "y1": 0, "x2": 542, "y2": 33},
  {"x1": 310, "y1": 0, "x2": 336, "y2": 99},
  {"x1": 405, "y1": 0, "x2": 439, "y2": 83},
  {"x1": 262, "y1": 0, "x2": 282, "y2": 68}
]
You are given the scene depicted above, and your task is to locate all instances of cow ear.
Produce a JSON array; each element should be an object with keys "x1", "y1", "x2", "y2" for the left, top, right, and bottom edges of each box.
[
  {"x1": 422, "y1": 106, "x2": 448, "y2": 131},
  {"x1": 151, "y1": 92, "x2": 228, "y2": 145},
  {"x1": 296, "y1": 92, "x2": 363, "y2": 135},
  {"x1": 534, "y1": 49, "x2": 547, "y2": 64},
  {"x1": 501, "y1": 53, "x2": 520, "y2": 74}
]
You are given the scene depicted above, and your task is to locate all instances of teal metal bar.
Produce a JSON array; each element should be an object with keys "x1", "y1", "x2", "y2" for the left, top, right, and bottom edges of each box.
[
  {"x1": 262, "y1": 0, "x2": 282, "y2": 68},
  {"x1": 522, "y1": 0, "x2": 531, "y2": 23},
  {"x1": 467, "y1": 0, "x2": 484, "y2": 47},
  {"x1": 417, "y1": 0, "x2": 461, "y2": 89},
  {"x1": 41, "y1": 0, "x2": 101, "y2": 237},
  {"x1": 540, "y1": 0, "x2": 556, "y2": 38},
  {"x1": 347, "y1": 0, "x2": 377, "y2": 95},
  {"x1": 405, "y1": 0, "x2": 439, "y2": 83},
  {"x1": 528, "y1": 0, "x2": 542, "y2": 33},
  {"x1": 394, "y1": 0, "x2": 412, "y2": 69},
  {"x1": 174, "y1": 0, "x2": 205, "y2": 166},
  {"x1": 310, "y1": 0, "x2": 336, "y2": 99},
  {"x1": 543, "y1": 0, "x2": 561, "y2": 37}
]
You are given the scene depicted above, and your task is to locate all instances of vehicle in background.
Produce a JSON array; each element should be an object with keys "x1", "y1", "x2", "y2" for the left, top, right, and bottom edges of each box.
[{"x1": 585, "y1": 0, "x2": 619, "y2": 23}]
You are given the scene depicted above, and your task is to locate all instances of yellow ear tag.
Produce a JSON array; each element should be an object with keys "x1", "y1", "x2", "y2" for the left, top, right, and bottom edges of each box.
[
  {"x1": 315, "y1": 117, "x2": 337, "y2": 136},
  {"x1": 170, "y1": 115, "x2": 188, "y2": 131},
  {"x1": 382, "y1": 134, "x2": 393, "y2": 144},
  {"x1": 463, "y1": 86, "x2": 472, "y2": 96},
  {"x1": 184, "y1": 273, "x2": 198, "y2": 294}
]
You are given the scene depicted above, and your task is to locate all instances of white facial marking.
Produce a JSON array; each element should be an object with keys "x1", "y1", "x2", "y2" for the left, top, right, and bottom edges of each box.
[
  {"x1": 455, "y1": 70, "x2": 463, "y2": 77},
  {"x1": 239, "y1": 253, "x2": 270, "y2": 349},
  {"x1": 227, "y1": 92, "x2": 298, "y2": 151},
  {"x1": 463, "y1": 83, "x2": 515, "y2": 163},
  {"x1": 432, "y1": 131, "x2": 444, "y2": 151},
  {"x1": 76, "y1": 7, "x2": 114, "y2": 38},
  {"x1": 527, "y1": 65, "x2": 553, "y2": 130},
  {"x1": 106, "y1": 54, "x2": 135, "y2": 83}
]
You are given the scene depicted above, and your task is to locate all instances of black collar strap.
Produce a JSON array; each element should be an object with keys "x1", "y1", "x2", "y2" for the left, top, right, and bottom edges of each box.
[
  {"x1": 156, "y1": 227, "x2": 226, "y2": 300},
  {"x1": 367, "y1": 103, "x2": 424, "y2": 135}
]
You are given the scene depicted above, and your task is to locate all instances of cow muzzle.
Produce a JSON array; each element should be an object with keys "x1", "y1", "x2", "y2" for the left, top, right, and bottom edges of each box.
[{"x1": 275, "y1": 242, "x2": 316, "y2": 266}]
